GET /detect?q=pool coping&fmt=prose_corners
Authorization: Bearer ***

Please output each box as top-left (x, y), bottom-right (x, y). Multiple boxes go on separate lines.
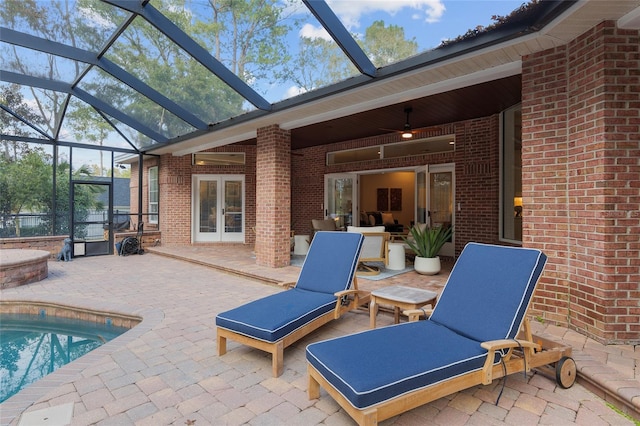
top-left (0, 296), bottom-right (164, 426)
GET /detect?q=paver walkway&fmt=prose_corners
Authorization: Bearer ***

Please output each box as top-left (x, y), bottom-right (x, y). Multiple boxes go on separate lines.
top-left (1, 246), bottom-right (639, 425)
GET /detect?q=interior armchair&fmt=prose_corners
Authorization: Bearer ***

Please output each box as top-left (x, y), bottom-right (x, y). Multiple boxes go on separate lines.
top-left (347, 226), bottom-right (390, 275)
top-left (311, 218), bottom-right (339, 241)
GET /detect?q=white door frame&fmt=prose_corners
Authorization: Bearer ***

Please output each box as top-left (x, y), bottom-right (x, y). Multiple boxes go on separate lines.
top-left (192, 174), bottom-right (245, 243)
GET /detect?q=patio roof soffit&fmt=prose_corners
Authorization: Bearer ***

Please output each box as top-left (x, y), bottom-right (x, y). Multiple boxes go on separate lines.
top-left (618, 5), bottom-right (640, 28)
top-left (103, 0), bottom-right (272, 112)
top-left (1, 27), bottom-right (208, 131)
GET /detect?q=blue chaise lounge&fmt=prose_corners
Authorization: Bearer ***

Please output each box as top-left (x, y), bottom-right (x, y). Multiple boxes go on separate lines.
top-left (216, 231), bottom-right (369, 377)
top-left (306, 242), bottom-right (576, 425)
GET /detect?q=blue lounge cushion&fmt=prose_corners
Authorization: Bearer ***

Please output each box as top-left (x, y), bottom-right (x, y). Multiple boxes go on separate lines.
top-left (305, 242), bottom-right (547, 410)
top-left (430, 243), bottom-right (546, 343)
top-left (296, 232), bottom-right (363, 294)
top-left (306, 321), bottom-right (487, 409)
top-left (216, 231), bottom-right (364, 343)
top-left (216, 288), bottom-right (337, 342)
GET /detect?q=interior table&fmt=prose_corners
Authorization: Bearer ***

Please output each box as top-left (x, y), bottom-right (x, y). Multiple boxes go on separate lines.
top-left (369, 285), bottom-right (438, 328)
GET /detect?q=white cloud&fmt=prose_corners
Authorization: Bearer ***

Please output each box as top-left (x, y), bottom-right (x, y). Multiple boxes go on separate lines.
top-left (285, 85), bottom-right (307, 98)
top-left (299, 23), bottom-right (332, 41)
top-left (77, 6), bottom-right (114, 30)
top-left (326, 0), bottom-right (446, 29)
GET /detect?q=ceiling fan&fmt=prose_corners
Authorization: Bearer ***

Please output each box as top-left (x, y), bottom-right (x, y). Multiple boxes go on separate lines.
top-left (380, 107), bottom-right (440, 139)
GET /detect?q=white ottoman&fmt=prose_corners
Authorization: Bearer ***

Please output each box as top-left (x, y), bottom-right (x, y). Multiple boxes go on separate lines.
top-left (293, 235), bottom-right (310, 255)
top-left (387, 242), bottom-right (406, 270)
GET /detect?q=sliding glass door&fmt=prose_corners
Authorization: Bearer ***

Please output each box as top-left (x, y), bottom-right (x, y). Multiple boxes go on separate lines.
top-left (324, 174), bottom-right (358, 229)
top-left (414, 164), bottom-right (455, 257)
top-left (428, 164), bottom-right (455, 257)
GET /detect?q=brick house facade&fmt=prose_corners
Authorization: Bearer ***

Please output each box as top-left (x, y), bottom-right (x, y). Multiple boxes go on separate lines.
top-left (135, 20), bottom-right (638, 345)
top-left (522, 21), bottom-right (640, 344)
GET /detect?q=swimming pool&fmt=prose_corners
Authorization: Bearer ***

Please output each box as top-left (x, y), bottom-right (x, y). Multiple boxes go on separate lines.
top-left (0, 313), bottom-right (129, 403)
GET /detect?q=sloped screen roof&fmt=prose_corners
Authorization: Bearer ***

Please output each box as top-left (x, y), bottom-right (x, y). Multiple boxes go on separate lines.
top-left (1, 0), bottom-right (569, 154)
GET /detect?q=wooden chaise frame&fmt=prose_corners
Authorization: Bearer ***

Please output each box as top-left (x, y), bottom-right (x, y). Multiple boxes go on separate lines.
top-left (217, 278), bottom-right (369, 377)
top-left (308, 312), bottom-right (575, 426)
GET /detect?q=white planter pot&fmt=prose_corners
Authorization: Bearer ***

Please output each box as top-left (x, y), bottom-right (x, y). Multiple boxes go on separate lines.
top-left (414, 256), bottom-right (441, 275)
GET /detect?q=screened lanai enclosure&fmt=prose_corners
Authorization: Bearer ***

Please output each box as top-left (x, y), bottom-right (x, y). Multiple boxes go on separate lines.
top-left (1, 0), bottom-right (431, 252)
top-left (1, 0), bottom-right (566, 255)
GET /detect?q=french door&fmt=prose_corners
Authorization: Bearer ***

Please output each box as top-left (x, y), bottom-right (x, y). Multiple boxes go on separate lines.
top-left (416, 163), bottom-right (455, 257)
top-left (324, 174), bottom-right (358, 229)
top-left (192, 175), bottom-right (244, 242)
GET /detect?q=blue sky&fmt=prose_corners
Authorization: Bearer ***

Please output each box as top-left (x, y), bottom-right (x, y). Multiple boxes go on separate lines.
top-left (305, 0), bottom-right (528, 50)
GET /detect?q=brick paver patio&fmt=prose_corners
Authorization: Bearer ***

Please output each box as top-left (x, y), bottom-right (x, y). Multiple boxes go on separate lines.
top-left (1, 246), bottom-right (639, 425)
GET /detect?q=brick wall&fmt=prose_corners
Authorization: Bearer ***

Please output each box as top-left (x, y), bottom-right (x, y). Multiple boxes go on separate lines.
top-left (0, 236), bottom-right (67, 259)
top-left (152, 146), bottom-right (257, 246)
top-left (523, 21), bottom-right (640, 344)
top-left (255, 125), bottom-right (291, 267)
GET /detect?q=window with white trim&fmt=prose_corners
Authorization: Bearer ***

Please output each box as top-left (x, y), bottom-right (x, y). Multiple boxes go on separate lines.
top-left (149, 166), bottom-right (158, 224)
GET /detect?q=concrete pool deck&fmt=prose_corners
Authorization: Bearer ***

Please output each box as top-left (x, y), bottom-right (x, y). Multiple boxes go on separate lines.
top-left (0, 247), bottom-right (639, 425)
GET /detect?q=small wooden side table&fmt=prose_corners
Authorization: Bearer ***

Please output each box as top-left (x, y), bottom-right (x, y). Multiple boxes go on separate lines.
top-left (369, 285), bottom-right (438, 328)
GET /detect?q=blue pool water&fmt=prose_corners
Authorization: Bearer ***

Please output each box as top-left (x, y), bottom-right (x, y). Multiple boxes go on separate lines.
top-left (0, 313), bottom-right (129, 402)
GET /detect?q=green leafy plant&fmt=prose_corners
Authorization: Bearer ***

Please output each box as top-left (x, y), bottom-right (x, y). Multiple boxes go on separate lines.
top-left (402, 225), bottom-right (454, 258)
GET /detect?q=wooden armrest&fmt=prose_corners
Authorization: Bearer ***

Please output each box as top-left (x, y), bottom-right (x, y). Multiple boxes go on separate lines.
top-left (480, 338), bottom-right (542, 384)
top-left (403, 308), bottom-right (433, 321)
top-left (279, 281), bottom-right (296, 289)
top-left (481, 339), bottom-right (541, 352)
top-left (333, 289), bottom-right (371, 318)
top-left (335, 289), bottom-right (370, 301)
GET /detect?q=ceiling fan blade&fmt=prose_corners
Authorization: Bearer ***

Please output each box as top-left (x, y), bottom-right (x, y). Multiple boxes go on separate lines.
top-left (379, 127), bottom-right (403, 133)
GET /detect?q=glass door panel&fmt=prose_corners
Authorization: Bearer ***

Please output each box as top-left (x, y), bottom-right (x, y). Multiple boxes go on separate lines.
top-left (324, 174), bottom-right (357, 229)
top-left (72, 182), bottom-right (111, 256)
top-left (415, 169), bottom-right (427, 225)
top-left (222, 179), bottom-right (244, 241)
top-left (199, 180), bottom-right (217, 234)
top-left (428, 164), bottom-right (455, 257)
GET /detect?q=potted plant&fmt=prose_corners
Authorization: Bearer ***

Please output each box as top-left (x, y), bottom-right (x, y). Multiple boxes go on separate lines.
top-left (402, 224), bottom-right (454, 275)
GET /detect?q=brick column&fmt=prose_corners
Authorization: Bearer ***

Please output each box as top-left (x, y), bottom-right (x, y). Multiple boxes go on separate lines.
top-left (255, 125), bottom-right (291, 267)
top-left (158, 154), bottom-right (191, 245)
top-left (523, 21), bottom-right (640, 344)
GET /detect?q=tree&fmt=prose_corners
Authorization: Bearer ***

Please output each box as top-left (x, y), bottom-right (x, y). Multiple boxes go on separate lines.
top-left (0, 0), bottom-right (105, 139)
top-left (285, 19), bottom-right (419, 94)
top-left (287, 36), bottom-right (357, 93)
top-left (361, 21), bottom-right (418, 67)
top-left (66, 102), bottom-right (113, 176)
top-left (0, 84), bottom-right (47, 161)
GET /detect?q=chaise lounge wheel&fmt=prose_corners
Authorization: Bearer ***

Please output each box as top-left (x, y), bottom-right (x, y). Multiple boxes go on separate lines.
top-left (555, 356), bottom-right (577, 389)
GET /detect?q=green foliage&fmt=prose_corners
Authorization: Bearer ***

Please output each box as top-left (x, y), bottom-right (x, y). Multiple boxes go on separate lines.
top-left (0, 150), bottom-right (52, 217)
top-left (0, 84), bottom-right (47, 161)
top-left (361, 21), bottom-right (418, 67)
top-left (287, 36), bottom-right (357, 92)
top-left (402, 225), bottom-right (454, 258)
